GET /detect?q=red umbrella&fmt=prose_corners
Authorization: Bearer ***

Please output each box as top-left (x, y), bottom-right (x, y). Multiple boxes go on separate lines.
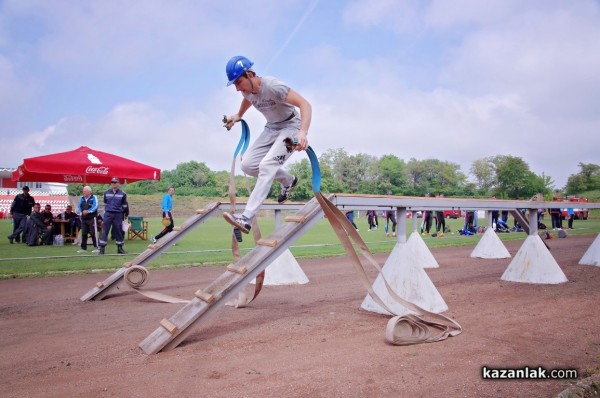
top-left (12, 146), bottom-right (161, 184)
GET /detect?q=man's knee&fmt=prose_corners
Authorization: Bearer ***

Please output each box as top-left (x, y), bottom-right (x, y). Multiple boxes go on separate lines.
top-left (240, 158), bottom-right (258, 176)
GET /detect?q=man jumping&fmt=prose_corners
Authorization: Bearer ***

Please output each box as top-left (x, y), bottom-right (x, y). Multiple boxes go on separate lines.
top-left (222, 55), bottom-right (312, 234)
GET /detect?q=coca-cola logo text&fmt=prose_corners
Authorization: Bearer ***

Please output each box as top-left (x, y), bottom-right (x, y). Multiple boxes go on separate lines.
top-left (85, 166), bottom-right (110, 175)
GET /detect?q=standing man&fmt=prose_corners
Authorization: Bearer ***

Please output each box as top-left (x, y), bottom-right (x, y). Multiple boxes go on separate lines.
top-left (98, 177), bottom-right (128, 255)
top-left (8, 186), bottom-right (35, 244)
top-left (434, 194), bottom-right (445, 238)
top-left (77, 186), bottom-right (99, 253)
top-left (221, 55), bottom-right (312, 234)
top-left (151, 187), bottom-right (175, 243)
top-left (345, 210), bottom-right (359, 231)
top-left (384, 210), bottom-right (397, 237)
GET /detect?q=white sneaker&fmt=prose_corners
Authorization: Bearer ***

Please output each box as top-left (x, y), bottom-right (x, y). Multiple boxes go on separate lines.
top-left (91, 248), bottom-right (100, 253)
top-left (277, 176), bottom-right (298, 204)
top-left (151, 237), bottom-right (157, 244)
top-left (223, 212), bottom-right (251, 234)
top-left (77, 249), bottom-right (87, 253)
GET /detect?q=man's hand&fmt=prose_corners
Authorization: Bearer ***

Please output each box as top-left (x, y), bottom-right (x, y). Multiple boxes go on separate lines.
top-left (295, 130), bottom-right (309, 151)
top-left (222, 114), bottom-right (241, 131)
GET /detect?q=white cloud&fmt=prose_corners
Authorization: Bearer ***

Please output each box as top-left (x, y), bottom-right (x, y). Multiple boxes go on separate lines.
top-left (2, 0), bottom-right (599, 190)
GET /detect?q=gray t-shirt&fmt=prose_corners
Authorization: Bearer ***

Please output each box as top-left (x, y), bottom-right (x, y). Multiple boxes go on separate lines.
top-left (242, 76), bottom-right (300, 129)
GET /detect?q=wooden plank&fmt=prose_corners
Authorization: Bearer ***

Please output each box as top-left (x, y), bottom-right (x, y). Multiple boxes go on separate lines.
top-left (285, 215), bottom-right (306, 223)
top-left (159, 318), bottom-right (178, 334)
top-left (194, 289), bottom-right (214, 303)
top-left (226, 264), bottom-right (247, 274)
top-left (256, 239), bottom-right (277, 247)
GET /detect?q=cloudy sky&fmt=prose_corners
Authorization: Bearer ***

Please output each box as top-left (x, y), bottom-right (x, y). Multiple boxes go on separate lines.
top-left (1, 0), bottom-right (599, 188)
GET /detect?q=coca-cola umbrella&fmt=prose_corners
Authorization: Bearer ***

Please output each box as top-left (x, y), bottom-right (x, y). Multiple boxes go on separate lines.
top-left (12, 146), bottom-right (161, 184)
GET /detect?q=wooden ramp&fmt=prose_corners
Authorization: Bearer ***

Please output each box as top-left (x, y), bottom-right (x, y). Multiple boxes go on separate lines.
top-left (80, 202), bottom-right (222, 301)
top-left (139, 195), bottom-right (328, 355)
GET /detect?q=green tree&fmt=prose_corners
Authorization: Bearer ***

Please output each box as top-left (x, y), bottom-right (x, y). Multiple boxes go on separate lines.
top-left (170, 161), bottom-right (216, 188)
top-left (405, 158), bottom-right (466, 196)
top-left (565, 163), bottom-right (600, 194)
top-left (373, 154), bottom-right (406, 194)
top-left (470, 157), bottom-right (496, 194)
top-left (493, 155), bottom-right (546, 199)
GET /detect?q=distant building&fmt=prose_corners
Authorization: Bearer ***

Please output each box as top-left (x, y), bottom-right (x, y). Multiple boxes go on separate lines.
top-left (0, 167), bottom-right (70, 218)
top-left (0, 167), bottom-right (68, 194)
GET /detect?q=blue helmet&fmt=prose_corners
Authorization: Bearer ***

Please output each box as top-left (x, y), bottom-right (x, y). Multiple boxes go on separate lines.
top-left (226, 56), bottom-right (254, 86)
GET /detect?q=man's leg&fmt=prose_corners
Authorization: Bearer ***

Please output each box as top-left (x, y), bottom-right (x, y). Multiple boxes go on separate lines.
top-left (111, 214), bottom-right (127, 254)
top-left (98, 213), bottom-right (114, 255)
top-left (80, 220), bottom-right (89, 251)
top-left (240, 129), bottom-right (295, 219)
top-left (154, 212), bottom-right (173, 241)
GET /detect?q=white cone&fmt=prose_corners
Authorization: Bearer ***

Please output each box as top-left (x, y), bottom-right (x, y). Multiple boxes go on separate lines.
top-left (251, 249), bottom-right (308, 285)
top-left (501, 235), bottom-right (568, 284)
top-left (470, 228), bottom-right (511, 259)
top-left (407, 232), bottom-right (439, 268)
top-left (360, 242), bottom-right (448, 316)
top-left (579, 234), bottom-right (600, 266)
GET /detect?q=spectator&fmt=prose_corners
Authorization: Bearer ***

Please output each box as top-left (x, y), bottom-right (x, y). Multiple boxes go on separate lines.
top-left (464, 211), bottom-right (475, 233)
top-left (98, 177), bottom-right (129, 255)
top-left (7, 186), bottom-right (35, 244)
top-left (567, 208), bottom-right (575, 230)
top-left (152, 187), bottom-right (175, 243)
top-left (77, 186), bottom-right (100, 254)
top-left (490, 195), bottom-right (499, 230)
top-left (345, 210), bottom-right (359, 231)
top-left (434, 193), bottom-right (445, 237)
top-left (501, 210), bottom-right (509, 223)
top-left (384, 210), bottom-right (397, 237)
top-left (25, 203), bottom-right (53, 246)
top-left (54, 205), bottom-right (79, 237)
top-left (421, 210), bottom-right (433, 235)
top-left (221, 55), bottom-right (312, 236)
top-left (41, 204), bottom-right (54, 231)
top-left (496, 218), bottom-right (510, 232)
top-left (549, 205), bottom-right (562, 230)
top-left (366, 210), bottom-right (378, 231)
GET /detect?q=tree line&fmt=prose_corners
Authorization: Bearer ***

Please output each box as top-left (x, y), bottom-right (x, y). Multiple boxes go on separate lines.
top-left (68, 149), bottom-right (600, 201)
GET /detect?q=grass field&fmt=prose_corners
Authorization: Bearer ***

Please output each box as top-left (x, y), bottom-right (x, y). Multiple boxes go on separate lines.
top-left (1, 213), bottom-right (599, 279)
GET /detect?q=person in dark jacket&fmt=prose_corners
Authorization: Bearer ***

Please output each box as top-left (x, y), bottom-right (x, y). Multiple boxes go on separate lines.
top-left (98, 177), bottom-right (129, 255)
top-left (8, 186), bottom-right (35, 244)
top-left (26, 203), bottom-right (53, 246)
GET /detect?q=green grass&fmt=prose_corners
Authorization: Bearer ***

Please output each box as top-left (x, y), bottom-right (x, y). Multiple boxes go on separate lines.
top-left (1, 215), bottom-right (599, 279)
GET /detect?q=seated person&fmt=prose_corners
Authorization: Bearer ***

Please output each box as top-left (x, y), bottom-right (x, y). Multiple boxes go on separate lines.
top-left (53, 205), bottom-right (80, 236)
top-left (496, 218), bottom-right (510, 232)
top-left (41, 204), bottom-right (54, 230)
top-left (25, 203), bottom-right (53, 245)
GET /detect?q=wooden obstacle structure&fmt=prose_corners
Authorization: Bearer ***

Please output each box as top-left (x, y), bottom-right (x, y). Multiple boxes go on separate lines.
top-left (138, 195), bottom-right (328, 354)
top-left (80, 202), bottom-right (222, 301)
top-left (75, 193), bottom-right (600, 354)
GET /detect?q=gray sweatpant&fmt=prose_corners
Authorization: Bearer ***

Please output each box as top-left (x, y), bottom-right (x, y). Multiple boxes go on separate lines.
top-left (240, 125), bottom-right (297, 219)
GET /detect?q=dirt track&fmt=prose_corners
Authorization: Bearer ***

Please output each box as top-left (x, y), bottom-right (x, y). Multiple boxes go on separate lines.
top-left (0, 234), bottom-right (599, 397)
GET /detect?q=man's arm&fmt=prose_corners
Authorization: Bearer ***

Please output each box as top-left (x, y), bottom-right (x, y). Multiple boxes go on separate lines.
top-left (223, 98), bottom-right (252, 130)
top-left (285, 88), bottom-right (312, 151)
